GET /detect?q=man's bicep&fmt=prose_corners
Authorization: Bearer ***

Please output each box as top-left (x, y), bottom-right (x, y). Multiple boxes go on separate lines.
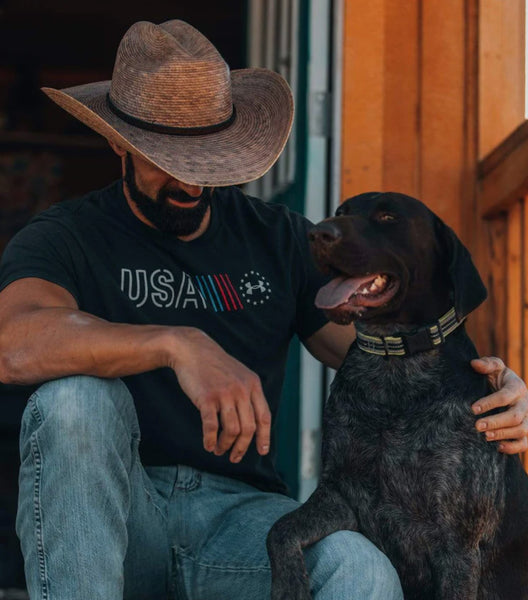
top-left (0, 278), bottom-right (79, 316)
top-left (302, 321), bottom-right (356, 370)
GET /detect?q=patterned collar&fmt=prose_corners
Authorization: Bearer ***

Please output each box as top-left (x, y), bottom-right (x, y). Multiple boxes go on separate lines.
top-left (356, 307), bottom-right (464, 357)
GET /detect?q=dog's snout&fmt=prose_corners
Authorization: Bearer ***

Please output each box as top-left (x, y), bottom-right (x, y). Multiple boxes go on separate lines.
top-left (308, 222), bottom-right (342, 246)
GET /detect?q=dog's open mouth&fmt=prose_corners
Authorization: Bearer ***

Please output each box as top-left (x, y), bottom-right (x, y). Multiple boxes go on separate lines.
top-left (315, 273), bottom-right (400, 314)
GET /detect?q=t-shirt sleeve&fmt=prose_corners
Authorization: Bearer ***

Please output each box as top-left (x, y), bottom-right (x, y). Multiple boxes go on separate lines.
top-left (0, 214), bottom-right (82, 304)
top-left (289, 213), bottom-right (330, 340)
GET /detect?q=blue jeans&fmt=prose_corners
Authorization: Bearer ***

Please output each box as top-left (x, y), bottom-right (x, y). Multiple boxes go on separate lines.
top-left (16, 375), bottom-right (403, 600)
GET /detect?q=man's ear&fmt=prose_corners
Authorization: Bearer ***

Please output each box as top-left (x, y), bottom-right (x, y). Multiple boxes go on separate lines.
top-left (107, 139), bottom-right (127, 157)
top-left (434, 217), bottom-right (487, 319)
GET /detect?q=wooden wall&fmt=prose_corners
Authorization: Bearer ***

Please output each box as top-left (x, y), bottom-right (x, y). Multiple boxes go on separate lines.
top-left (479, 0), bottom-right (525, 159)
top-left (341, 0), bottom-right (472, 235)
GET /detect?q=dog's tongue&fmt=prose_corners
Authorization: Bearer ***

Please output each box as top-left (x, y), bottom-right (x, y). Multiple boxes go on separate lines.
top-left (315, 275), bottom-right (378, 309)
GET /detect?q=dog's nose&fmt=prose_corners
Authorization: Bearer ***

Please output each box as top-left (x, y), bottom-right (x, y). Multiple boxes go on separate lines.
top-left (308, 222), bottom-right (342, 245)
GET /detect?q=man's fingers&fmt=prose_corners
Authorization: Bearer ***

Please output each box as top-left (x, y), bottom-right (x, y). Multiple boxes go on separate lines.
top-left (200, 403), bottom-right (220, 453)
top-left (497, 437), bottom-right (528, 454)
top-left (484, 417), bottom-right (528, 441)
top-left (470, 356), bottom-right (505, 375)
top-left (476, 406), bottom-right (525, 432)
top-left (215, 402), bottom-right (240, 456)
top-left (252, 382), bottom-right (271, 456)
top-left (228, 401), bottom-right (257, 463)
top-left (470, 355), bottom-right (528, 453)
top-left (472, 388), bottom-right (518, 415)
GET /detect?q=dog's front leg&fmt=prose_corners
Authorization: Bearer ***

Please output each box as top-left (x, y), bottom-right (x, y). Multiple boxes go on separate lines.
top-left (266, 483), bottom-right (357, 600)
top-left (432, 546), bottom-right (480, 600)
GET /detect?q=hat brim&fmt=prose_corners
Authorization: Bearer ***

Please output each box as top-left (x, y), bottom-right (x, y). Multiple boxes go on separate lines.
top-left (42, 68), bottom-right (294, 187)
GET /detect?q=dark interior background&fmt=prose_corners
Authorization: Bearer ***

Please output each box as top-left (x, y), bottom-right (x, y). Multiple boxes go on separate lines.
top-left (0, 1), bottom-right (247, 589)
top-left (0, 0), bottom-right (247, 248)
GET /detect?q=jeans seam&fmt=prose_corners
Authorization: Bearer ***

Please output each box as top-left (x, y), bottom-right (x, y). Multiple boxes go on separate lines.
top-left (142, 483), bottom-right (167, 521)
top-left (30, 432), bottom-right (49, 599)
top-left (29, 395), bottom-right (43, 426)
top-left (175, 547), bottom-right (271, 573)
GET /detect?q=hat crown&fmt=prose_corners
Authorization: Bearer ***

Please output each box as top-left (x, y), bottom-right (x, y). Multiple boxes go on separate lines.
top-left (109, 20), bottom-right (233, 129)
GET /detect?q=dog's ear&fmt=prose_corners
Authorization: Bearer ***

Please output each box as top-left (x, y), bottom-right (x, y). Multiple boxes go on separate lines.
top-left (434, 217), bottom-right (487, 319)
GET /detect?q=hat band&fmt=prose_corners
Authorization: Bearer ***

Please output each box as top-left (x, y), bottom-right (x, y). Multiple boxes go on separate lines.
top-left (106, 94), bottom-right (236, 136)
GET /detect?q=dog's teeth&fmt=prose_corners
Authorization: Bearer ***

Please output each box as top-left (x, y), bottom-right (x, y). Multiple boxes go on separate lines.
top-left (368, 276), bottom-right (387, 293)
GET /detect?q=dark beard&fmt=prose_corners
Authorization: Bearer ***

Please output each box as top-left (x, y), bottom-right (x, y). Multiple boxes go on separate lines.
top-left (124, 153), bottom-right (212, 236)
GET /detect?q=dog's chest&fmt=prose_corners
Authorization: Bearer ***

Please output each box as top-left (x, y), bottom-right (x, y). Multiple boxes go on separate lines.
top-left (327, 346), bottom-right (454, 431)
top-left (323, 346), bottom-right (487, 493)
top-left (321, 345), bottom-right (505, 562)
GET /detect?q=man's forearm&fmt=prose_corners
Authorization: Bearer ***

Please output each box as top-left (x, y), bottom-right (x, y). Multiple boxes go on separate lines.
top-left (0, 279), bottom-right (271, 460)
top-left (0, 306), bottom-right (186, 385)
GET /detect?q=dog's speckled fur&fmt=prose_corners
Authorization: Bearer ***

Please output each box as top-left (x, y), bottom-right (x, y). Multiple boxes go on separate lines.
top-left (267, 192), bottom-right (528, 600)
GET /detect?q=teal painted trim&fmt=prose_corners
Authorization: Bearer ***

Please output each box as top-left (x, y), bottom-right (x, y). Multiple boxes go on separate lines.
top-left (270, 0), bottom-right (310, 499)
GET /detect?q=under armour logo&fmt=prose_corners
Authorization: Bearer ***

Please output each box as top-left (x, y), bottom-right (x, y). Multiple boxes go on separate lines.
top-left (245, 280), bottom-right (267, 295)
top-left (239, 271), bottom-right (272, 306)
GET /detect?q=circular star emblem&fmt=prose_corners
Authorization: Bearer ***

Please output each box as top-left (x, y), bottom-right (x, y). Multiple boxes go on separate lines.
top-left (239, 270), bottom-right (272, 306)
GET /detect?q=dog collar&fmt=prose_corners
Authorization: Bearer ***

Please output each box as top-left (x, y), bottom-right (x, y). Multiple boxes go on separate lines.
top-left (356, 307), bottom-right (465, 357)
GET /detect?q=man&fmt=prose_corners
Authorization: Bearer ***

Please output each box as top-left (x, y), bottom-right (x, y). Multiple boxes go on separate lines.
top-left (0, 19), bottom-right (525, 600)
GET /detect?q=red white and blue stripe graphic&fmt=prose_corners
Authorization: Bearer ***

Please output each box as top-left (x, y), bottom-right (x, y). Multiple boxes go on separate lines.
top-left (195, 274), bottom-right (244, 312)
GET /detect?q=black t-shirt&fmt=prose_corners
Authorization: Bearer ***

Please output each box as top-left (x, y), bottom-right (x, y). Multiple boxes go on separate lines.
top-left (0, 181), bottom-right (328, 494)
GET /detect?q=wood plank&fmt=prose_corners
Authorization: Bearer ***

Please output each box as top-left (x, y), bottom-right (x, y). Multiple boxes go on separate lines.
top-left (340, 0), bottom-right (384, 200)
top-left (459, 0), bottom-right (483, 349)
top-left (420, 0), bottom-right (465, 233)
top-left (479, 121), bottom-right (528, 218)
top-left (472, 217), bottom-right (508, 359)
top-left (479, 0), bottom-right (526, 159)
top-left (507, 201), bottom-right (523, 375)
top-left (523, 197), bottom-right (528, 472)
top-left (382, 0), bottom-right (420, 196)
top-left (479, 120), bottom-right (528, 178)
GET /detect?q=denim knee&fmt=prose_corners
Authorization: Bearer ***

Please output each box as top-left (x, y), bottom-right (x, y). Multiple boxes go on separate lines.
top-left (21, 375), bottom-right (139, 445)
top-left (307, 530), bottom-right (403, 598)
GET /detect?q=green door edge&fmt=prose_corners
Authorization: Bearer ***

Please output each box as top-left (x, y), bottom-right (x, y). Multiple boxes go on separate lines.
top-left (268, 0), bottom-right (310, 499)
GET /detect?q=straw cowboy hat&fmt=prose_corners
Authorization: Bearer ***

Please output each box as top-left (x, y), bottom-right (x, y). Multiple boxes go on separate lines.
top-left (42, 19), bottom-right (294, 186)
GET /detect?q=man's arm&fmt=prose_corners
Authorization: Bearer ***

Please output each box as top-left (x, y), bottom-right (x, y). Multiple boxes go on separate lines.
top-left (302, 321), bottom-right (356, 370)
top-left (303, 321), bottom-right (528, 454)
top-left (0, 277), bottom-right (271, 463)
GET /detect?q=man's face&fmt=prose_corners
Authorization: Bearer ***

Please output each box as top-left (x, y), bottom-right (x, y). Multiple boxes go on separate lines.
top-left (124, 152), bottom-right (213, 237)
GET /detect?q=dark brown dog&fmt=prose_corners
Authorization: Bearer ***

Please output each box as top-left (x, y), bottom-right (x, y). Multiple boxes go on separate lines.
top-left (266, 192), bottom-right (528, 600)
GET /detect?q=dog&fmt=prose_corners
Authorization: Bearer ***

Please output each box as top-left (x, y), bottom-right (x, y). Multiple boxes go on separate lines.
top-left (266, 192), bottom-right (528, 600)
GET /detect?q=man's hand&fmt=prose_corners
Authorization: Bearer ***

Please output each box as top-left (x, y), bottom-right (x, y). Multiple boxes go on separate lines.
top-left (168, 328), bottom-right (271, 463)
top-left (471, 356), bottom-right (528, 454)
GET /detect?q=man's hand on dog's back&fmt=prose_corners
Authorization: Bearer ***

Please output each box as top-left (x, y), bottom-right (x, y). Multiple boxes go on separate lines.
top-left (0, 276), bottom-right (271, 463)
top-left (471, 356), bottom-right (528, 454)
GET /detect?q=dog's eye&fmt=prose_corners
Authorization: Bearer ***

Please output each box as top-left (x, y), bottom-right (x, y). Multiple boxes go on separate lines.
top-left (376, 212), bottom-right (397, 222)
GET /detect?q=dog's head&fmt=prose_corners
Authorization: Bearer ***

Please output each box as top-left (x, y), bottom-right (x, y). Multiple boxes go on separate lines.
top-left (309, 191), bottom-right (487, 325)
